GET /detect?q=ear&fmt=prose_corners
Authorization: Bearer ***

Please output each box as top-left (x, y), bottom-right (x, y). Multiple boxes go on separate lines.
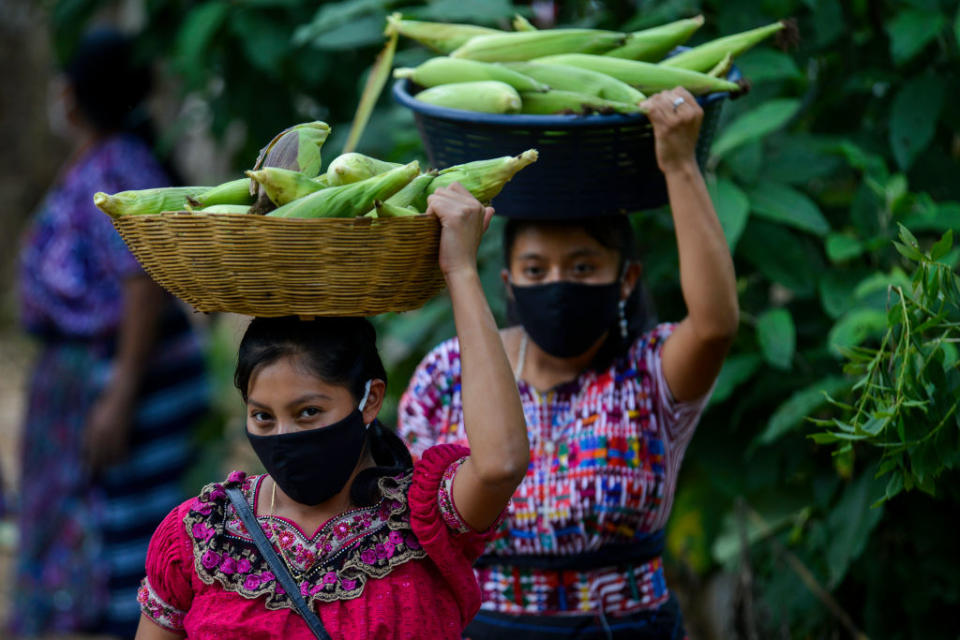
top-left (621, 262), bottom-right (643, 300)
top-left (361, 379), bottom-right (386, 425)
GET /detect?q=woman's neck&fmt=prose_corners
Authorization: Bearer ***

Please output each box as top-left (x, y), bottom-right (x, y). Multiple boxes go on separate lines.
top-left (516, 328), bottom-right (608, 392)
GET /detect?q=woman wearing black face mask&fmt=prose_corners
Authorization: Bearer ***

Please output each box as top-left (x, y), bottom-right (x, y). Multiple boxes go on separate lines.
top-left (134, 185), bottom-right (530, 640)
top-left (398, 88), bottom-right (739, 639)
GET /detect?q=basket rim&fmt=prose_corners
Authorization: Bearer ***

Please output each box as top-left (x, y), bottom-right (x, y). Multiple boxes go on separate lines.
top-left (112, 211), bottom-right (437, 225)
top-left (393, 50), bottom-right (741, 129)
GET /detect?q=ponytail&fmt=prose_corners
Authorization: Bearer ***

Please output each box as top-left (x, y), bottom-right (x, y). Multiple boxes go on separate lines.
top-left (350, 420), bottom-right (415, 507)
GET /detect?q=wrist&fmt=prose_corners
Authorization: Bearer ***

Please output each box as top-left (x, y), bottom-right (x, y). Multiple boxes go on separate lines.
top-left (443, 266), bottom-right (481, 288)
top-left (661, 157), bottom-right (700, 179)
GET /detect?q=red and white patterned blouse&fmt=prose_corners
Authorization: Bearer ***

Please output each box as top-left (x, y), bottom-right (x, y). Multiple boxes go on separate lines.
top-left (398, 324), bottom-right (710, 616)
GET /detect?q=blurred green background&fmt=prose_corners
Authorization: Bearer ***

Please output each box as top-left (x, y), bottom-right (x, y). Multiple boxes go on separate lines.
top-left (4, 0), bottom-right (960, 637)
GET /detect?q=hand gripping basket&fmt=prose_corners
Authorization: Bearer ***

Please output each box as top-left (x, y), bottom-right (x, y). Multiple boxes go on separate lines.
top-left (111, 213), bottom-right (444, 317)
top-left (393, 63), bottom-right (740, 218)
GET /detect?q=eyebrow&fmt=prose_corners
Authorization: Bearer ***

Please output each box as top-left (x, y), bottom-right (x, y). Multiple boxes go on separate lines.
top-left (247, 393), bottom-right (333, 409)
top-left (516, 248), bottom-right (603, 261)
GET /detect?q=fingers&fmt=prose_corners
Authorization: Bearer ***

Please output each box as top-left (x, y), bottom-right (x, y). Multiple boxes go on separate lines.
top-left (482, 207), bottom-right (495, 233)
top-left (641, 87), bottom-right (703, 128)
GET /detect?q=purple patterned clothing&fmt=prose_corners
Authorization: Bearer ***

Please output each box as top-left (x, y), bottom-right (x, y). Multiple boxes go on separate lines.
top-left (18, 134), bottom-right (166, 339)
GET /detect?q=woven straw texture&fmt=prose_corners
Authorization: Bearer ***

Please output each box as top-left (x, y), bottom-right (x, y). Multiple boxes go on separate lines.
top-left (112, 212), bottom-right (445, 317)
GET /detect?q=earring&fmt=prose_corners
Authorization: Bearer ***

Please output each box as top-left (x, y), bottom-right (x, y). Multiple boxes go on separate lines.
top-left (618, 299), bottom-right (628, 340)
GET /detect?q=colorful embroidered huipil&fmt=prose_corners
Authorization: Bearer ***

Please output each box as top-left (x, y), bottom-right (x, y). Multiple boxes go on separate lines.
top-left (398, 324), bottom-right (709, 616)
top-left (138, 444), bottom-right (496, 639)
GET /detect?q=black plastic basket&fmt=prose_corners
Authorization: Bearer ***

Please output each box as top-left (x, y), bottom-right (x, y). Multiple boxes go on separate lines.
top-left (393, 63), bottom-right (739, 218)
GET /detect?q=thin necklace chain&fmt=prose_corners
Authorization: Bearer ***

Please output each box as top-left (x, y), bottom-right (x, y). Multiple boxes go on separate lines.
top-left (516, 332), bottom-right (528, 381)
top-left (267, 477), bottom-right (307, 582)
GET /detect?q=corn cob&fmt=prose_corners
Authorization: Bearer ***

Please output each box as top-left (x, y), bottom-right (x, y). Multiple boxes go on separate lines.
top-left (534, 53), bottom-right (739, 94)
top-left (385, 13), bottom-right (500, 54)
top-left (512, 15), bottom-right (537, 32)
top-left (603, 16), bottom-right (704, 61)
top-left (450, 29), bottom-right (627, 62)
top-left (385, 172), bottom-right (436, 211)
top-left (660, 21), bottom-right (786, 72)
top-left (707, 53), bottom-right (733, 78)
top-left (93, 186), bottom-right (210, 218)
top-left (188, 178), bottom-right (255, 208)
top-left (504, 61), bottom-right (645, 103)
top-left (394, 58), bottom-right (548, 93)
top-left (198, 204), bottom-right (251, 214)
top-left (326, 153), bottom-right (402, 187)
top-left (375, 199), bottom-right (421, 218)
top-left (250, 121), bottom-right (331, 186)
top-left (428, 150), bottom-right (538, 204)
top-left (267, 161), bottom-right (419, 219)
top-left (246, 167), bottom-right (329, 206)
top-left (415, 81), bottom-right (522, 114)
top-left (520, 90), bottom-right (645, 115)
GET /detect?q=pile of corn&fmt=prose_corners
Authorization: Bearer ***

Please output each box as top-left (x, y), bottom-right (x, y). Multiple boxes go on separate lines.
top-left (390, 13), bottom-right (787, 116)
top-left (93, 121), bottom-right (538, 218)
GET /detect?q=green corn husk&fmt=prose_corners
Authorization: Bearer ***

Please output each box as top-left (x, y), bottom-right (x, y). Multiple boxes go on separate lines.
top-left (93, 186), bottom-right (210, 218)
top-left (534, 53), bottom-right (739, 94)
top-left (250, 121), bottom-right (331, 185)
top-left (188, 178), bottom-right (255, 208)
top-left (428, 150), bottom-right (538, 204)
top-left (326, 153), bottom-right (402, 187)
top-left (246, 168), bottom-right (329, 206)
top-left (450, 29), bottom-right (626, 62)
top-left (512, 15), bottom-right (537, 32)
top-left (520, 90), bottom-right (645, 115)
top-left (375, 199), bottom-right (421, 218)
top-left (198, 204), bottom-right (251, 214)
top-left (267, 161), bottom-right (419, 219)
top-left (707, 52), bottom-right (733, 78)
top-left (394, 57), bottom-right (548, 93)
top-left (385, 172), bottom-right (436, 211)
top-left (343, 27), bottom-right (398, 154)
top-left (660, 21), bottom-right (786, 72)
top-left (415, 81), bottom-right (522, 114)
top-left (386, 13), bottom-right (501, 53)
top-left (603, 16), bottom-right (704, 61)
top-left (504, 61), bottom-right (645, 103)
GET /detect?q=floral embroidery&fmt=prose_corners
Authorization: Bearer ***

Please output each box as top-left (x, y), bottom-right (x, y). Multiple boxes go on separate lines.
top-left (138, 577), bottom-right (186, 631)
top-left (184, 471), bottom-right (427, 611)
top-left (438, 456), bottom-right (471, 534)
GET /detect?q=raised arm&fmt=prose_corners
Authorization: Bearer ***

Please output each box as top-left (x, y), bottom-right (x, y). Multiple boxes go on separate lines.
top-left (642, 88), bottom-right (740, 402)
top-left (426, 184), bottom-right (529, 531)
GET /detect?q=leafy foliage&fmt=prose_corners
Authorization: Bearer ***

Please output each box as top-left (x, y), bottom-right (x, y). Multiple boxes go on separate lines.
top-left (49, 0), bottom-right (960, 636)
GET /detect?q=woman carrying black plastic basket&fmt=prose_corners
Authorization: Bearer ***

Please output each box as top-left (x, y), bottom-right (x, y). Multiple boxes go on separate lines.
top-left (397, 88), bottom-right (738, 640)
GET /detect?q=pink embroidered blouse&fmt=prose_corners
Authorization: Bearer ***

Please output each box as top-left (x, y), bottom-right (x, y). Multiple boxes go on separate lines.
top-left (138, 444), bottom-right (489, 639)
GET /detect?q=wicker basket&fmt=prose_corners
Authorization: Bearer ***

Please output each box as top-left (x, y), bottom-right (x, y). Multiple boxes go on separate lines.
top-left (111, 212), bottom-right (445, 317)
top-left (393, 59), bottom-right (740, 218)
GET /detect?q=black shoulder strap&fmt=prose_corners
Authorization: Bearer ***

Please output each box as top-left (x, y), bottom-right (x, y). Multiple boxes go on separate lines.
top-left (226, 487), bottom-right (332, 640)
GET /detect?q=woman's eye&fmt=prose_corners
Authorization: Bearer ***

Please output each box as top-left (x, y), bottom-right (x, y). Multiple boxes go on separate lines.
top-left (522, 265), bottom-right (544, 278)
top-left (299, 407), bottom-right (321, 418)
top-left (572, 262), bottom-right (596, 276)
top-left (251, 411), bottom-right (272, 423)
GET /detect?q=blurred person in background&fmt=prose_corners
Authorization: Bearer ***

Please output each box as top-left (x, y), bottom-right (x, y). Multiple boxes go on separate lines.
top-left (13, 28), bottom-right (210, 638)
top-left (398, 89), bottom-right (738, 639)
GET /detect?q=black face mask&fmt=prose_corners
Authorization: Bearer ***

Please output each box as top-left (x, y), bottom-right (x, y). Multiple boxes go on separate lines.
top-left (511, 280), bottom-right (621, 358)
top-left (246, 381), bottom-right (371, 506)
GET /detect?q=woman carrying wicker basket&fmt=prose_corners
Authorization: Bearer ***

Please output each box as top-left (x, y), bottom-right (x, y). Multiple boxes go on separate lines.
top-left (134, 184), bottom-right (529, 640)
top-left (397, 88), bottom-right (739, 639)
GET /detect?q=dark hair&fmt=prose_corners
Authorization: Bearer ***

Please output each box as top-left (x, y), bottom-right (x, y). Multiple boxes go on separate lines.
top-left (502, 216), bottom-right (657, 369)
top-left (64, 29), bottom-right (152, 135)
top-left (234, 316), bottom-right (413, 507)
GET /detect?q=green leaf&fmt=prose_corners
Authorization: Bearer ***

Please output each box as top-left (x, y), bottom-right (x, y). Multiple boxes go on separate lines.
top-left (411, 0), bottom-right (515, 22)
top-left (900, 201), bottom-right (960, 232)
top-left (748, 182), bottom-right (831, 237)
top-left (707, 178), bottom-right (750, 250)
top-left (175, 1), bottom-right (231, 81)
top-left (827, 309), bottom-right (889, 357)
top-left (930, 230), bottom-right (954, 262)
top-left (735, 49), bottom-right (803, 83)
top-left (738, 221), bottom-right (823, 298)
top-left (898, 223), bottom-right (919, 248)
top-left (230, 10), bottom-right (290, 78)
top-left (889, 73), bottom-right (946, 170)
top-left (757, 308), bottom-right (796, 370)
top-left (711, 99), bottom-right (802, 160)
top-left (819, 269), bottom-right (869, 319)
top-left (709, 353), bottom-right (763, 405)
top-left (894, 241), bottom-right (924, 262)
top-left (886, 9), bottom-right (946, 65)
top-left (758, 376), bottom-right (851, 444)
top-left (825, 233), bottom-right (864, 263)
top-left (293, 0), bottom-right (394, 45)
top-left (825, 469), bottom-right (885, 587)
